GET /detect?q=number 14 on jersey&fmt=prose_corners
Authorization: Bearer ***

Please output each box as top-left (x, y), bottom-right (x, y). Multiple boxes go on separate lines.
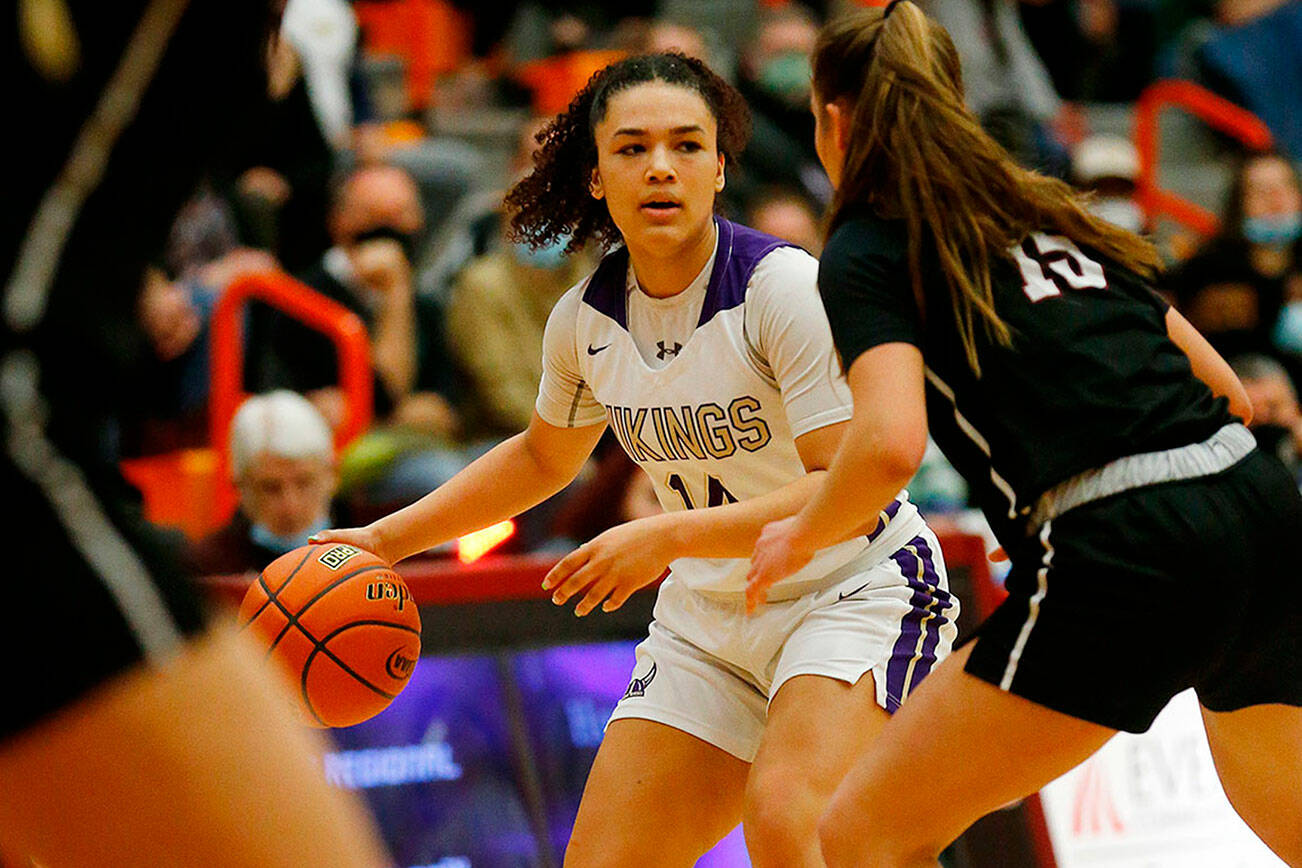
top-left (667, 472), bottom-right (738, 510)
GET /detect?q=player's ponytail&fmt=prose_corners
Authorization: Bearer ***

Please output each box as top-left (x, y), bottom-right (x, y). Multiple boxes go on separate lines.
top-left (506, 53), bottom-right (750, 255)
top-left (813, 2), bottom-right (1162, 374)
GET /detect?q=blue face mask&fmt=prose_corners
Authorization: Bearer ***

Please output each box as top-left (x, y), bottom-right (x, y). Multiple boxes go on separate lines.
top-left (511, 236), bottom-right (570, 270)
top-left (1243, 212), bottom-right (1302, 248)
top-left (250, 516), bottom-right (331, 556)
top-left (1275, 301), bottom-right (1302, 354)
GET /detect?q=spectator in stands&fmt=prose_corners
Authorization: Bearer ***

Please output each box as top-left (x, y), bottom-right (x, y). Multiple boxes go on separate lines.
top-left (1232, 354), bottom-right (1302, 486)
top-left (185, 391), bottom-right (338, 574)
top-left (1071, 134), bottom-right (1145, 234)
top-left (736, 4), bottom-right (830, 204)
top-left (226, 33), bottom-right (336, 273)
top-left (745, 186), bottom-right (824, 255)
top-left (640, 18), bottom-right (710, 61)
top-left (165, 185), bottom-right (242, 281)
top-left (253, 164), bottom-right (461, 441)
top-left (1164, 151), bottom-right (1302, 359)
top-left (1020, 0), bottom-right (1161, 103)
top-left (1197, 0), bottom-right (1302, 158)
top-left (125, 249), bottom-right (279, 457)
top-left (282, 0), bottom-right (371, 154)
top-left (446, 227), bottom-right (592, 437)
top-left (438, 115), bottom-right (590, 437)
top-left (513, 13), bottom-right (626, 116)
top-left (921, 0), bottom-right (1069, 176)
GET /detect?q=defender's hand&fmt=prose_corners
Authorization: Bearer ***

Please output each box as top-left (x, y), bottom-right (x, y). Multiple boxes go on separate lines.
top-left (746, 516), bottom-right (815, 614)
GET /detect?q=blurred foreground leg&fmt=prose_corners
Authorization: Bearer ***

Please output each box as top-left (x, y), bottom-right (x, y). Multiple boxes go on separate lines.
top-left (0, 621), bottom-right (390, 867)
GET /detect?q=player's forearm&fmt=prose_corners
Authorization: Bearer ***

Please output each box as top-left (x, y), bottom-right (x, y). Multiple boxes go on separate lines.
top-left (658, 472), bottom-right (827, 559)
top-left (791, 434), bottom-right (915, 552)
top-left (368, 433), bottom-right (572, 563)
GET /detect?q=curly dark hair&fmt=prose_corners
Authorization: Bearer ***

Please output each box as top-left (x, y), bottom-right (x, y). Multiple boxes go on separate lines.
top-left (506, 52), bottom-right (752, 253)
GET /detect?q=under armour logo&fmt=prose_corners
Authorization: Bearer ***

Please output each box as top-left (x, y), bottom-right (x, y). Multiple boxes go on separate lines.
top-left (655, 341), bottom-right (682, 360)
top-left (623, 661), bottom-right (657, 699)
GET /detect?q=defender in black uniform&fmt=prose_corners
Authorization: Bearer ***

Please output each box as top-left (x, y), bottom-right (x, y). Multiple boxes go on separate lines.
top-left (747, 3), bottom-right (1302, 865)
top-left (1, 2), bottom-right (385, 864)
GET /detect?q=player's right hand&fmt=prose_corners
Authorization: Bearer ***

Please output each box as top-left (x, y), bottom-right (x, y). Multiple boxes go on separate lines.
top-left (308, 526), bottom-right (392, 565)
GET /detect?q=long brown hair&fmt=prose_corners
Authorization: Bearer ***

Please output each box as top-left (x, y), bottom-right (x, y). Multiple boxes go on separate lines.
top-left (812, 3), bottom-right (1162, 373)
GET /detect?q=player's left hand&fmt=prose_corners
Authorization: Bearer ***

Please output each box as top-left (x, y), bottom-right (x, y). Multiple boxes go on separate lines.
top-left (746, 515), bottom-right (816, 614)
top-left (543, 518), bottom-right (674, 616)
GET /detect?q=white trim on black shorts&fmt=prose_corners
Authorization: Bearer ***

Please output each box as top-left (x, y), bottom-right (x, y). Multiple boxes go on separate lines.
top-left (999, 520), bottom-right (1054, 690)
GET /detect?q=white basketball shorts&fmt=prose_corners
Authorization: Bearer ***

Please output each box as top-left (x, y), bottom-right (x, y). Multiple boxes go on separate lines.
top-left (608, 527), bottom-right (958, 761)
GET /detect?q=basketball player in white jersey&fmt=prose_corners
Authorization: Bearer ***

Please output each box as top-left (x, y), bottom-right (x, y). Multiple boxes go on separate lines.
top-left (314, 53), bottom-right (957, 867)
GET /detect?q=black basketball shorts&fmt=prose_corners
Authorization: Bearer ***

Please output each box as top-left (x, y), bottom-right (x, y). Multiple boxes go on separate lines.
top-left (0, 456), bottom-right (207, 742)
top-left (965, 449), bottom-right (1302, 733)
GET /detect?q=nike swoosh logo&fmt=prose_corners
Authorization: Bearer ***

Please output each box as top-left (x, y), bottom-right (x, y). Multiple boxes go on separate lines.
top-left (837, 580), bottom-right (872, 601)
top-left (587, 344), bottom-right (611, 355)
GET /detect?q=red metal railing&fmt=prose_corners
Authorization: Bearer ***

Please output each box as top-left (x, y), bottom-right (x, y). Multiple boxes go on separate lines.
top-left (208, 271), bottom-right (373, 523)
top-left (1134, 80), bottom-right (1274, 237)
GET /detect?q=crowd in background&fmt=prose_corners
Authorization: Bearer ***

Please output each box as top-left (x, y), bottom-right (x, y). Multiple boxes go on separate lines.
top-left (120, 0), bottom-right (1302, 574)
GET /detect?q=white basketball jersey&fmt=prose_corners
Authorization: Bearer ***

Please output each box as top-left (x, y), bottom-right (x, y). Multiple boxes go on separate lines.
top-left (537, 219), bottom-right (921, 593)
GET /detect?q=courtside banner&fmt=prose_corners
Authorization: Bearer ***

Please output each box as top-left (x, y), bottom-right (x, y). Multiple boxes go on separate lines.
top-left (1038, 690), bottom-right (1285, 867)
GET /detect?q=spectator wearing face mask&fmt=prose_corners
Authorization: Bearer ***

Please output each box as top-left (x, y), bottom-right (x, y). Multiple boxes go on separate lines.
top-left (1071, 134), bottom-right (1145, 234)
top-left (1165, 151), bottom-right (1302, 360)
top-left (735, 4), bottom-right (830, 203)
top-left (445, 116), bottom-right (594, 437)
top-left (445, 233), bottom-right (592, 437)
top-left (185, 391), bottom-right (339, 574)
top-left (250, 164), bottom-right (461, 440)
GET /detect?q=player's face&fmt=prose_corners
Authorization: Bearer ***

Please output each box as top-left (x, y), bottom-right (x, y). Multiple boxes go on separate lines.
top-left (590, 81), bottom-right (725, 253)
top-left (239, 453), bottom-right (336, 537)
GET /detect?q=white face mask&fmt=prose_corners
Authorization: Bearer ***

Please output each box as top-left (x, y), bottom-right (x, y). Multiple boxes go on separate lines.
top-left (1089, 197), bottom-right (1145, 234)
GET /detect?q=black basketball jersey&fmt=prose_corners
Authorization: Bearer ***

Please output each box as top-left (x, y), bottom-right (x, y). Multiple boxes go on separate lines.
top-left (818, 211), bottom-right (1235, 546)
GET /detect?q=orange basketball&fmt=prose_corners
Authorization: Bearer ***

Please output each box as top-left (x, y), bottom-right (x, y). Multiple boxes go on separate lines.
top-left (239, 543), bottom-right (421, 728)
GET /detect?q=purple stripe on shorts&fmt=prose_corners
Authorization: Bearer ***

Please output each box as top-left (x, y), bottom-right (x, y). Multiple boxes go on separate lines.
top-left (866, 498), bottom-right (905, 543)
top-left (911, 535), bottom-right (954, 686)
top-left (883, 535), bottom-right (953, 713)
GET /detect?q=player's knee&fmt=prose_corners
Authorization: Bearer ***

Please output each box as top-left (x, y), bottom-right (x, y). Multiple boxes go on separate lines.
top-left (817, 789), bottom-right (945, 868)
top-left (818, 820), bottom-right (934, 868)
top-left (817, 796), bottom-right (867, 868)
top-left (742, 773), bottom-right (819, 862)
